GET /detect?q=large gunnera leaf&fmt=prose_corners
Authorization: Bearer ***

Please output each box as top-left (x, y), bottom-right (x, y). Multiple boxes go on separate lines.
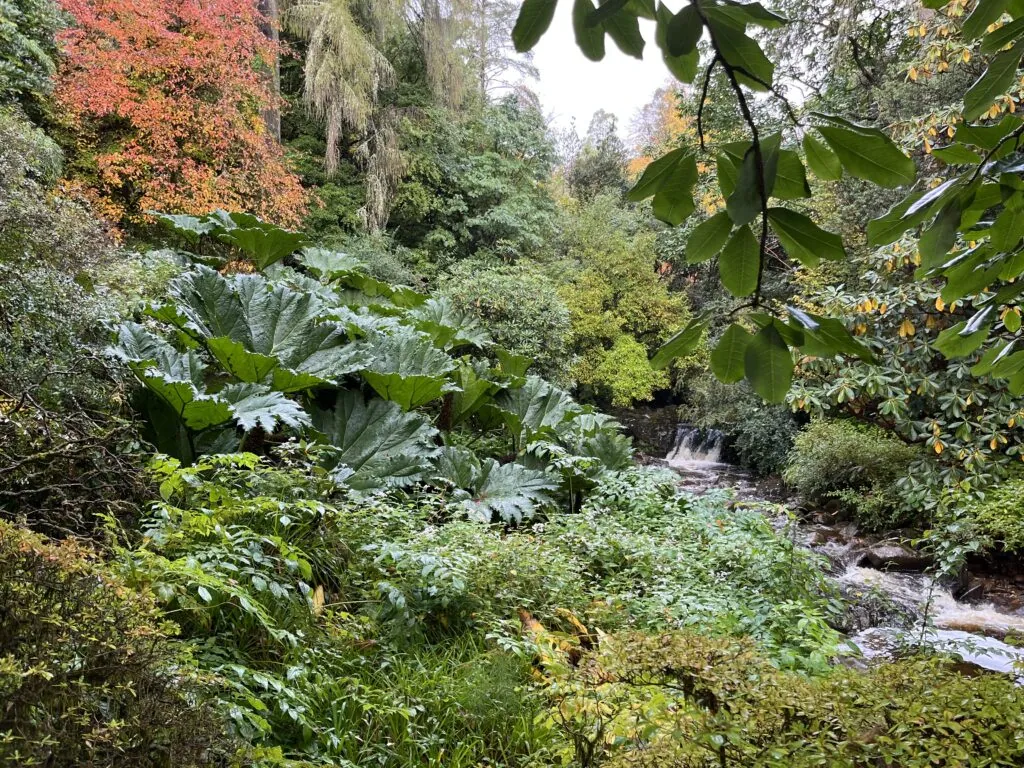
top-left (312, 391), bottom-right (439, 490)
top-left (154, 266), bottom-right (367, 388)
top-left (112, 323), bottom-right (232, 430)
top-left (409, 297), bottom-right (492, 350)
top-left (490, 375), bottom-right (579, 446)
top-left (152, 209), bottom-right (307, 269)
top-left (430, 447), bottom-right (557, 524)
top-left (359, 332), bottom-right (459, 410)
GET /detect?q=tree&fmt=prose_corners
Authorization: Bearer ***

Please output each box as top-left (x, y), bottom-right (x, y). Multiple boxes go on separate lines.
top-left (464, 0), bottom-right (539, 98)
top-left (566, 109), bottom-right (629, 200)
top-left (54, 0), bottom-right (305, 228)
top-left (511, 0), bottom-right (1024, 414)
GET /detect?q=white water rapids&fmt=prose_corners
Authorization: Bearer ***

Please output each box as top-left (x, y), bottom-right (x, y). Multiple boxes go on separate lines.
top-left (664, 424), bottom-right (1024, 681)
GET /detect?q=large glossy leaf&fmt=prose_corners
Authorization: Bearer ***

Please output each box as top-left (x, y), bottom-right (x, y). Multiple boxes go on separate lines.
top-left (964, 39), bottom-right (1024, 121)
top-left (727, 133), bottom-right (781, 225)
top-left (312, 391), bottom-right (439, 490)
top-left (815, 125), bottom-right (916, 188)
top-left (802, 133), bottom-right (842, 180)
top-left (719, 225), bottom-right (760, 297)
top-left (492, 375), bottom-right (578, 445)
top-left (744, 324), bottom-right (793, 403)
top-left (359, 332), bottom-right (458, 410)
top-left (297, 248), bottom-right (366, 280)
top-left (650, 316), bottom-right (709, 369)
top-left (707, 16), bottom-right (774, 90)
top-left (687, 211), bottom-right (733, 263)
top-left (711, 324), bottom-right (753, 383)
top-left (573, 0), bottom-right (606, 60)
top-left (628, 148), bottom-right (698, 225)
top-left (513, 0), bottom-right (557, 51)
top-left (768, 207), bottom-right (845, 266)
top-left (450, 361), bottom-right (504, 427)
top-left (654, 1), bottom-right (699, 81)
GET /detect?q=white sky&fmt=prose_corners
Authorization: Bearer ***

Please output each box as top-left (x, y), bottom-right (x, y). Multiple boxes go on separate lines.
top-left (531, 11), bottom-right (672, 136)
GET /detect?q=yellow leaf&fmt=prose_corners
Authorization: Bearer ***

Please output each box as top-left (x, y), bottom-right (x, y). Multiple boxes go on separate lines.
top-left (934, 441), bottom-right (944, 455)
top-left (935, 296), bottom-right (946, 311)
top-left (899, 318), bottom-right (916, 337)
top-left (963, 49), bottom-right (971, 63)
top-left (991, 438), bottom-right (999, 450)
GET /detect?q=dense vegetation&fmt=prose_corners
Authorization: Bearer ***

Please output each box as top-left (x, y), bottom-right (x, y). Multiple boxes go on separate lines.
top-left (4, 0), bottom-right (1024, 765)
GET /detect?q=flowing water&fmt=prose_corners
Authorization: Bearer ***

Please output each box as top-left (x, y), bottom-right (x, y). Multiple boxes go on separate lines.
top-left (663, 424), bottom-right (1024, 680)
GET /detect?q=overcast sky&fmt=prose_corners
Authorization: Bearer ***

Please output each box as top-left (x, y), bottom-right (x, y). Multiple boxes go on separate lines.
top-left (530, 10), bottom-right (671, 137)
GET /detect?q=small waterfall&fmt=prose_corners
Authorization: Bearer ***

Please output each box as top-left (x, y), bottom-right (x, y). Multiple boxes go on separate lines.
top-left (666, 425), bottom-right (724, 465)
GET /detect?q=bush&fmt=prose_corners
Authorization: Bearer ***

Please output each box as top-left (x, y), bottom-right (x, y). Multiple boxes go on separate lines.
top-left (783, 419), bottom-right (918, 529)
top-left (440, 259), bottom-right (572, 382)
top-left (0, 521), bottom-right (227, 766)
top-left (542, 629), bottom-right (1024, 768)
top-left (0, 0), bottom-right (59, 103)
top-left (0, 108), bottom-right (156, 537)
top-left (951, 473), bottom-right (1024, 554)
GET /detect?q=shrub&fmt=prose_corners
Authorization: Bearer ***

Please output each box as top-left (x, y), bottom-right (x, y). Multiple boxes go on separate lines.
top-left (950, 473), bottom-right (1024, 554)
top-left (0, 521), bottom-right (227, 766)
top-left (439, 259), bottom-right (572, 382)
top-left (0, 0), bottom-right (60, 103)
top-left (783, 418), bottom-right (918, 529)
top-left (0, 107), bottom-right (151, 537)
top-left (540, 629), bottom-right (1024, 768)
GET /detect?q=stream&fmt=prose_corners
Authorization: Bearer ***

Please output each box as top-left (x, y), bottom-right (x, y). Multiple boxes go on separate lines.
top-left (663, 424), bottom-right (1024, 682)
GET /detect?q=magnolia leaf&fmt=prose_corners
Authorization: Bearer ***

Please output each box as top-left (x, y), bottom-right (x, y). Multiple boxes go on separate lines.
top-left (652, 152), bottom-right (698, 225)
top-left (650, 316), bottom-right (709, 370)
top-left (573, 0), bottom-right (606, 60)
top-left (513, 0), bottom-right (557, 52)
top-left (605, 9), bottom-right (645, 57)
top-left (744, 324), bottom-right (793, 402)
top-left (687, 211), bottom-right (733, 263)
top-left (802, 133), bottom-right (842, 180)
top-left (719, 225), bottom-right (760, 297)
top-left (666, 3), bottom-right (701, 55)
top-left (934, 321), bottom-right (990, 359)
top-left (768, 207), bottom-right (845, 266)
top-left (772, 150), bottom-right (812, 199)
top-left (963, 39), bottom-right (1024, 121)
top-left (964, 0), bottom-right (1010, 41)
top-left (816, 125), bottom-right (916, 188)
top-left (628, 147), bottom-right (691, 201)
top-left (727, 133), bottom-right (781, 225)
top-left (711, 324), bottom-right (753, 383)
top-left (707, 17), bottom-right (774, 90)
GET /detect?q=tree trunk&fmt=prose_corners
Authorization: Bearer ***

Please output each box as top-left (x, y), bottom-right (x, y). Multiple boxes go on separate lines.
top-left (258, 0), bottom-right (282, 142)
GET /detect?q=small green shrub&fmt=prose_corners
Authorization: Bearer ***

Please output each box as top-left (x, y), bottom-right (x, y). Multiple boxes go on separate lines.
top-left (783, 419), bottom-right (918, 529)
top-left (951, 473), bottom-right (1024, 554)
top-left (439, 259), bottom-right (572, 383)
top-left (0, 521), bottom-right (228, 766)
top-left (542, 629), bottom-right (1024, 768)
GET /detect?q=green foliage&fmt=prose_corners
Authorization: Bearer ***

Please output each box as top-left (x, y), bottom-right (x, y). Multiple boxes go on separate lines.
top-left (557, 194), bottom-right (688, 404)
top-left (0, 0), bottom-right (59, 103)
top-left (440, 259), bottom-right (573, 382)
top-left (540, 629), bottom-right (1024, 768)
top-left (951, 471), bottom-right (1024, 554)
top-left (552, 469), bottom-right (843, 672)
top-left (784, 419), bottom-right (918, 529)
top-left (390, 99), bottom-right (559, 268)
top-left (0, 521), bottom-right (226, 766)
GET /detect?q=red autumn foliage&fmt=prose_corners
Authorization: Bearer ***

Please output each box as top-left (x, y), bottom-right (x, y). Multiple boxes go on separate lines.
top-left (55, 0), bottom-right (306, 227)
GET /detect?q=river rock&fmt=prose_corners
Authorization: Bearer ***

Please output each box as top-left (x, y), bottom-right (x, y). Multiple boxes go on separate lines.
top-left (858, 542), bottom-right (932, 572)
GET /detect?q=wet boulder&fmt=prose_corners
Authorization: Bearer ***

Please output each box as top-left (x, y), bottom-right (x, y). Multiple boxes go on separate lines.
top-left (858, 542), bottom-right (932, 572)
